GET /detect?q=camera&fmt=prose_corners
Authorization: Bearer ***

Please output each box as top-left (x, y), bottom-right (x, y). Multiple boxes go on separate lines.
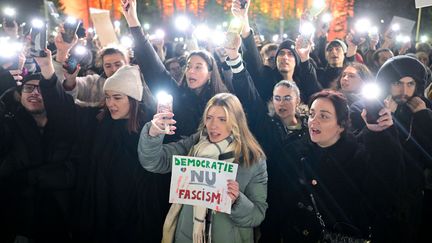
top-left (29, 19), bottom-right (47, 57)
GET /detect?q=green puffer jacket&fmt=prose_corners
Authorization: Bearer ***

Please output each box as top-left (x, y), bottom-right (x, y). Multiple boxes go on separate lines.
top-left (138, 122), bottom-right (268, 243)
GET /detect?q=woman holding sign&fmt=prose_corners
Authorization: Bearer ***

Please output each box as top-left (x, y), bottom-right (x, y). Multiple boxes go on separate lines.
top-left (138, 93), bottom-right (268, 243)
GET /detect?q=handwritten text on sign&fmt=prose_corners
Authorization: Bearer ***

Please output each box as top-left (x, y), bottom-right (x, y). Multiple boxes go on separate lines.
top-left (169, 155), bottom-right (238, 214)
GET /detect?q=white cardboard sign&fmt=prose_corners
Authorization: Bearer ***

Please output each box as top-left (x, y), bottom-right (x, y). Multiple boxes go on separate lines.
top-left (89, 8), bottom-right (119, 47)
top-left (415, 0), bottom-right (432, 8)
top-left (169, 155), bottom-right (238, 214)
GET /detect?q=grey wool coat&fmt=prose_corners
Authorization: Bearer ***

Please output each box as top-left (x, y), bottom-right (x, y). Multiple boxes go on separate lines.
top-left (137, 122), bottom-right (268, 243)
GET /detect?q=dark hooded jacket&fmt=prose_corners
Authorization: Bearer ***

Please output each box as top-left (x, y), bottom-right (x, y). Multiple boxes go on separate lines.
top-left (350, 55), bottom-right (432, 242)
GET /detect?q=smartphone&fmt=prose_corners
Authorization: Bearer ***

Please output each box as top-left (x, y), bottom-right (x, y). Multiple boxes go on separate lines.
top-left (63, 55), bottom-right (79, 74)
top-left (352, 30), bottom-right (366, 46)
top-left (157, 94), bottom-right (173, 114)
top-left (227, 18), bottom-right (243, 34)
top-left (157, 93), bottom-right (173, 134)
top-left (30, 23), bottom-right (47, 57)
top-left (4, 16), bottom-right (16, 28)
top-left (224, 18), bottom-right (243, 49)
top-left (309, 2), bottom-right (326, 18)
top-left (299, 22), bottom-right (315, 48)
top-left (365, 99), bottom-right (383, 124)
top-left (121, 0), bottom-right (130, 11)
top-left (62, 20), bottom-right (81, 43)
top-left (240, 0), bottom-right (248, 9)
top-left (7, 57), bottom-right (19, 70)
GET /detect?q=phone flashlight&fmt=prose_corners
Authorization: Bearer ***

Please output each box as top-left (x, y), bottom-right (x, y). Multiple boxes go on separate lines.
top-left (156, 91), bottom-right (173, 134)
top-left (30, 19), bottom-right (47, 57)
top-left (362, 82), bottom-right (383, 124)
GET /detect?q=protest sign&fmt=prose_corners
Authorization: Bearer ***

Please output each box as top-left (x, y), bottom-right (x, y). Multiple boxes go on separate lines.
top-left (89, 8), bottom-right (119, 47)
top-left (415, 0), bottom-right (432, 8)
top-left (389, 16), bottom-right (416, 36)
top-left (169, 155), bottom-right (238, 214)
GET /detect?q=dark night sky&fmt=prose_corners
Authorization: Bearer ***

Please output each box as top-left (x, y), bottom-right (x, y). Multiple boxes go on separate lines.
top-left (2, 0), bottom-right (45, 20)
top-left (1, 0), bottom-right (428, 34)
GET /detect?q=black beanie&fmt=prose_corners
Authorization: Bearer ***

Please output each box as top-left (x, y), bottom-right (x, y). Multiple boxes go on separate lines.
top-left (275, 39), bottom-right (300, 68)
top-left (376, 55), bottom-right (427, 95)
top-left (21, 73), bottom-right (42, 84)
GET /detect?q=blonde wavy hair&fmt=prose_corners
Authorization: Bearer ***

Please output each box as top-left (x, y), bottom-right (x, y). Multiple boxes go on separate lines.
top-left (198, 93), bottom-right (266, 166)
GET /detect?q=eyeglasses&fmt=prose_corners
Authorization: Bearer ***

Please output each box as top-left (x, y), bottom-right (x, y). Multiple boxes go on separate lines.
top-left (22, 84), bottom-right (41, 93)
top-left (273, 95), bottom-right (294, 103)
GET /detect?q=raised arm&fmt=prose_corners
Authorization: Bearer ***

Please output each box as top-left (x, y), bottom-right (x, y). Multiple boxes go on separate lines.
top-left (34, 50), bottom-right (76, 121)
top-left (294, 35), bottom-right (322, 101)
top-left (122, 0), bottom-right (177, 94)
top-left (231, 0), bottom-right (266, 90)
top-left (357, 103), bottom-right (404, 219)
top-left (224, 33), bottom-right (268, 134)
top-left (138, 112), bottom-right (199, 174)
top-left (32, 50), bottom-right (76, 188)
top-left (53, 24), bottom-right (78, 90)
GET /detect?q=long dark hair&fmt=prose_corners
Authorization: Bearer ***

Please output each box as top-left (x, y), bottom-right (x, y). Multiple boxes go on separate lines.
top-left (97, 98), bottom-right (145, 133)
top-left (180, 50), bottom-right (228, 96)
top-left (98, 74), bottom-right (155, 133)
top-left (336, 62), bottom-right (373, 91)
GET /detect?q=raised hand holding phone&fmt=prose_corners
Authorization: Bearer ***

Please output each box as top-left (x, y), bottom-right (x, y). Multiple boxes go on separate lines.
top-left (30, 19), bottom-right (47, 58)
top-left (62, 17), bottom-right (81, 44)
top-left (149, 112), bottom-right (177, 136)
top-left (121, 0), bottom-right (140, 27)
top-left (156, 92), bottom-right (174, 134)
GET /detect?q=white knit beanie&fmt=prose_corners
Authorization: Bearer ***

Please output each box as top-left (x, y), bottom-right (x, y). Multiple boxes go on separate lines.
top-left (103, 65), bottom-right (143, 101)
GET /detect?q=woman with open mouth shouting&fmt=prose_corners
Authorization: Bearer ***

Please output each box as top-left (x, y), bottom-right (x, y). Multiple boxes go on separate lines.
top-left (121, 0), bottom-right (228, 142)
top-left (282, 90), bottom-right (405, 242)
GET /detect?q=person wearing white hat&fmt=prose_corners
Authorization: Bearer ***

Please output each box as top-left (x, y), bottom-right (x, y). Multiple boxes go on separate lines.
top-left (73, 64), bottom-right (169, 243)
top-left (103, 65), bottom-right (144, 121)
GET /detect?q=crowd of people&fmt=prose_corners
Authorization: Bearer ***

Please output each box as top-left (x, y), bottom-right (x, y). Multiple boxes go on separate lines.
top-left (1, 0), bottom-right (432, 242)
